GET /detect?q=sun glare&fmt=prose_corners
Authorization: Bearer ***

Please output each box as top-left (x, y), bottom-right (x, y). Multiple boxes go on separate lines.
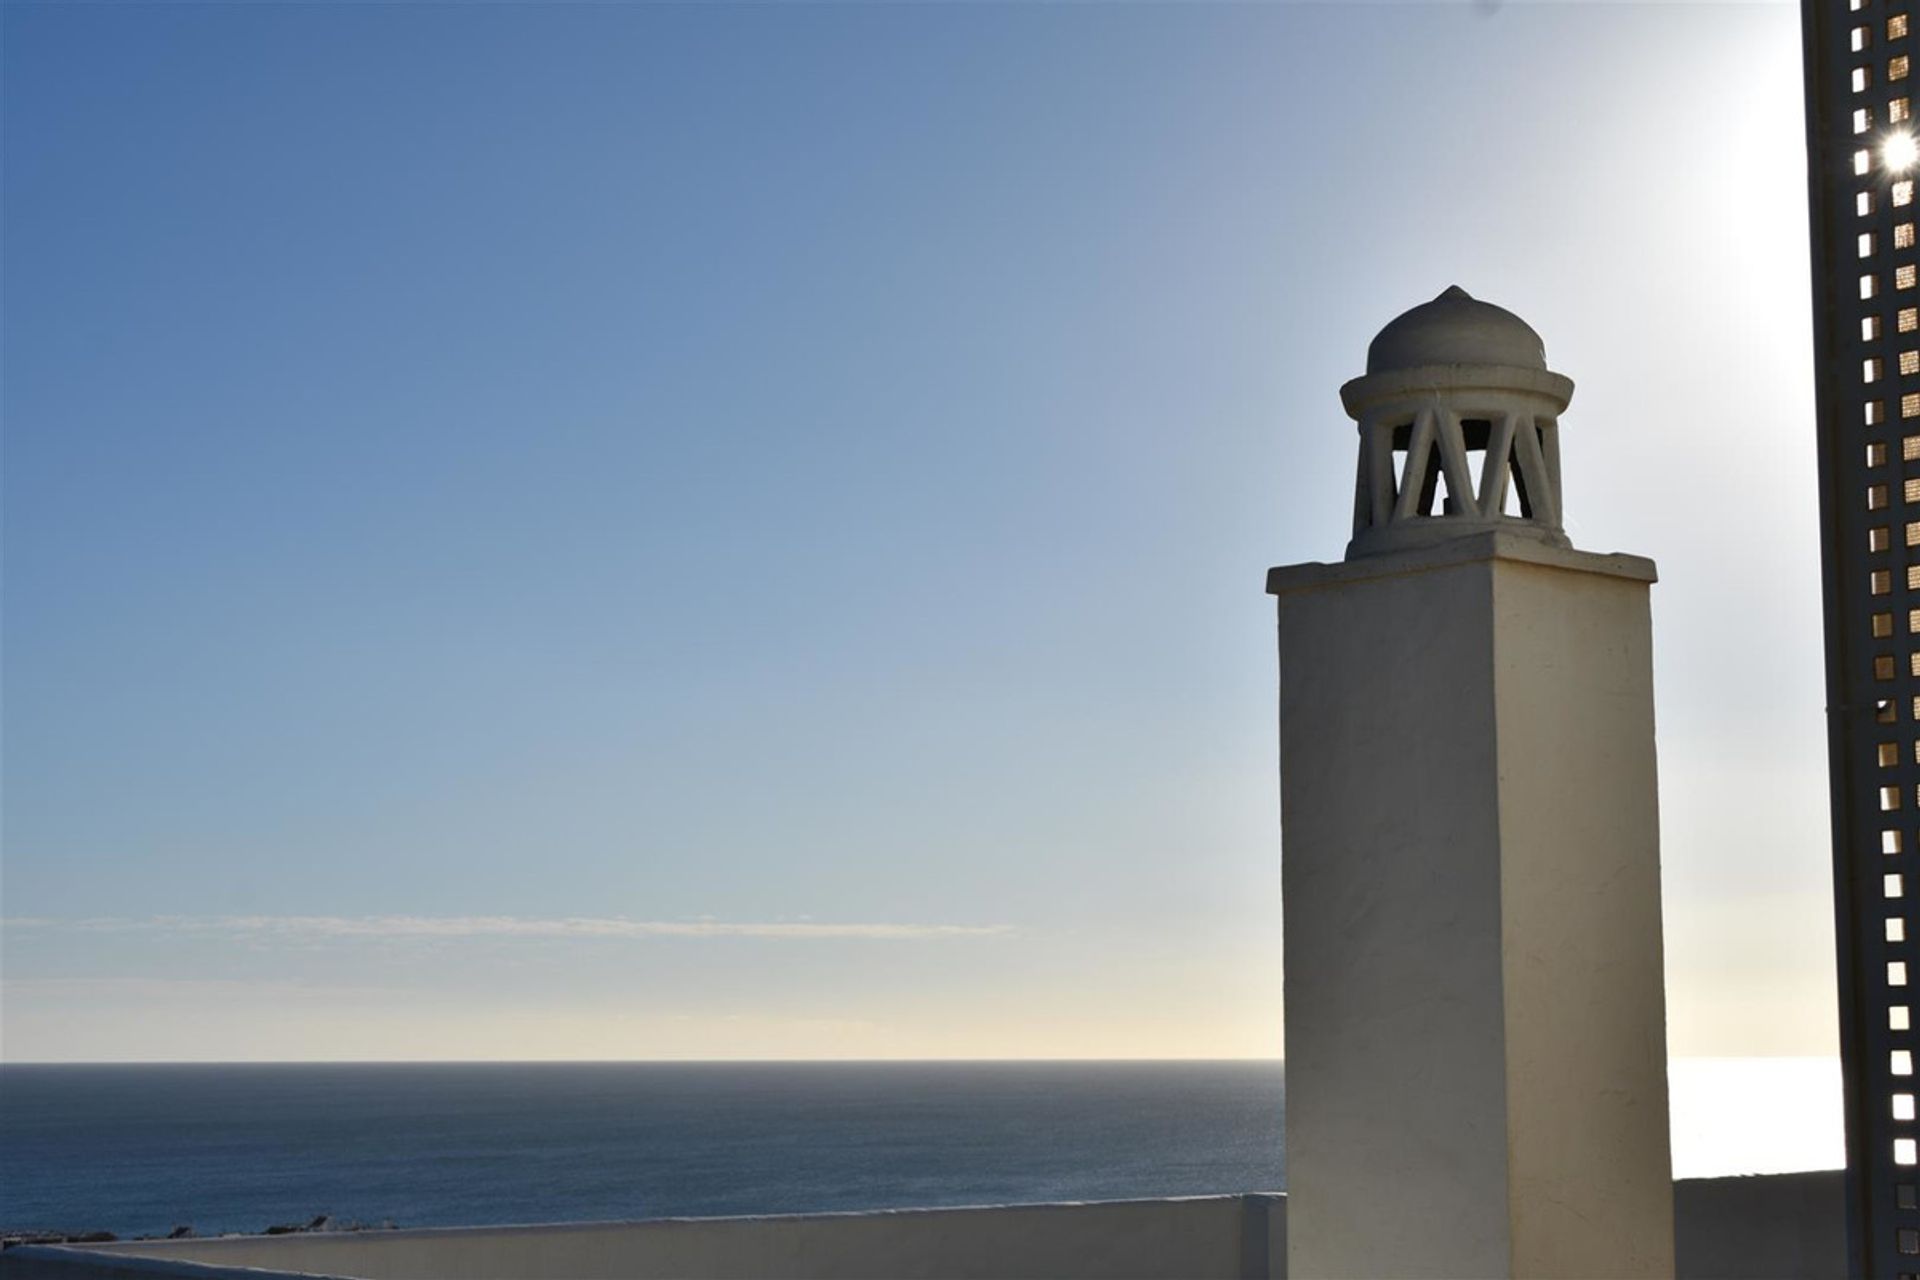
top-left (1888, 131), bottom-right (1920, 172)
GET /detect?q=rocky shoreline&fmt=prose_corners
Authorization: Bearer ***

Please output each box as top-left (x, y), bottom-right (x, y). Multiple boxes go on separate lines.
top-left (2, 1216), bottom-right (398, 1249)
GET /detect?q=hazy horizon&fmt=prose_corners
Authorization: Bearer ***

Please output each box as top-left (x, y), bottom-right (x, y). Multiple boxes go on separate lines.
top-left (0, 1058), bottom-right (1846, 1187)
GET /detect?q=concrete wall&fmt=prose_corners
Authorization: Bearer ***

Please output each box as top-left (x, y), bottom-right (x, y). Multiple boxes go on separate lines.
top-left (1276, 550), bottom-right (1514, 1276)
top-left (1492, 556), bottom-right (1674, 1279)
top-left (1271, 534), bottom-right (1672, 1278)
top-left (1674, 1171), bottom-right (1846, 1280)
top-left (1, 1175), bottom-right (1846, 1280)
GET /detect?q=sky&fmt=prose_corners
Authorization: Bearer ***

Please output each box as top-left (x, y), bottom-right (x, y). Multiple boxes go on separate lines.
top-left (1, 0), bottom-right (1835, 1066)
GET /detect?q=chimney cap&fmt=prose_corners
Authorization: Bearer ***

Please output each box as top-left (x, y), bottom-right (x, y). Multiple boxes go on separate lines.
top-left (1365, 285), bottom-right (1547, 375)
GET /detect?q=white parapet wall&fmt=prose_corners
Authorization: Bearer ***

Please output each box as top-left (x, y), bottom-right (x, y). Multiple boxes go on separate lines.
top-left (0, 1174), bottom-right (1846, 1280)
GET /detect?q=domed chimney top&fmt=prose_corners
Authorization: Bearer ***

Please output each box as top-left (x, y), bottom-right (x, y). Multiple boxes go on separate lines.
top-left (1365, 285), bottom-right (1547, 375)
top-left (1338, 287), bottom-right (1574, 560)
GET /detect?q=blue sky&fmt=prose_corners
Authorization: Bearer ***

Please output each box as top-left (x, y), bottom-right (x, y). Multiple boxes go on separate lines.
top-left (3, 0), bottom-right (1831, 1063)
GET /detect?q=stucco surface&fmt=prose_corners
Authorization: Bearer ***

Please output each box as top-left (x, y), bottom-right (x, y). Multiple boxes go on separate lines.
top-left (1274, 543), bottom-right (1673, 1278)
top-left (1277, 556), bottom-right (1513, 1277)
top-left (1493, 560), bottom-right (1674, 1277)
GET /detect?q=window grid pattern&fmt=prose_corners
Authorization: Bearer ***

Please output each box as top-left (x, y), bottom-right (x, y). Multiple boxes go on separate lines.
top-left (1810, 0), bottom-right (1920, 1272)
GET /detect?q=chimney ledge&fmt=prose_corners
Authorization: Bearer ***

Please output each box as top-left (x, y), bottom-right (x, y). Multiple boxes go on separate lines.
top-left (1266, 529), bottom-right (1657, 597)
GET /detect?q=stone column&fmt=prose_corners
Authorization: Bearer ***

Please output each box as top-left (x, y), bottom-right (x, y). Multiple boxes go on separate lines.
top-left (1270, 531), bottom-right (1675, 1278)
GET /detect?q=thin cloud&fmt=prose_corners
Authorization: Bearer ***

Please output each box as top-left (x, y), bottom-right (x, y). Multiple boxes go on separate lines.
top-left (3, 914), bottom-right (1012, 942)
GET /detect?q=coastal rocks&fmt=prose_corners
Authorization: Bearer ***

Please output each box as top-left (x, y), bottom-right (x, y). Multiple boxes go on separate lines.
top-left (1, 1219), bottom-right (397, 1250)
top-left (0, 1231), bottom-right (116, 1248)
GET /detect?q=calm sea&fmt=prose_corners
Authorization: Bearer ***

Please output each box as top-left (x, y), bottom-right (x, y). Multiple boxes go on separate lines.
top-left (0, 1061), bottom-right (1286, 1239)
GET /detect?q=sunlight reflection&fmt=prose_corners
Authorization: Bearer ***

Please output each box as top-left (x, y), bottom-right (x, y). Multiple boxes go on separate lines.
top-left (1887, 131), bottom-right (1920, 172)
top-left (1668, 1058), bottom-right (1844, 1178)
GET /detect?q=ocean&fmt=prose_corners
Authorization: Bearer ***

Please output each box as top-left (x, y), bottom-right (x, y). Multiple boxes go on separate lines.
top-left (1, 1057), bottom-right (1850, 1240)
top-left (0, 1061), bottom-right (1286, 1240)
